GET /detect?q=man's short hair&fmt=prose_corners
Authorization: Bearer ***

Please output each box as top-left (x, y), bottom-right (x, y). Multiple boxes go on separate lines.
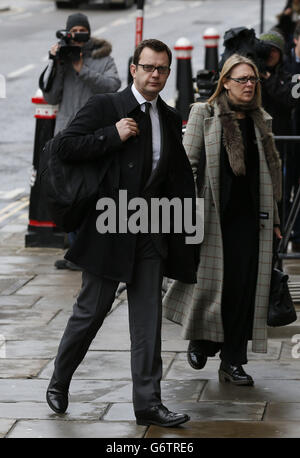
top-left (294, 21), bottom-right (300, 39)
top-left (133, 39), bottom-right (172, 67)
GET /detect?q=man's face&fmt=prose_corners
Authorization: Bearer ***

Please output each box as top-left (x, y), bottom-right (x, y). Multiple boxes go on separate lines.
top-left (130, 47), bottom-right (171, 100)
top-left (266, 47), bottom-right (281, 68)
top-left (69, 25), bottom-right (89, 47)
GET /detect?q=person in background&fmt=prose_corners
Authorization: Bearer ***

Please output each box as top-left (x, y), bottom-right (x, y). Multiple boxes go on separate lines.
top-left (40, 12), bottom-right (121, 270)
top-left (260, 29), bottom-right (300, 251)
top-left (276, 0), bottom-right (300, 52)
top-left (283, 21), bottom-right (300, 250)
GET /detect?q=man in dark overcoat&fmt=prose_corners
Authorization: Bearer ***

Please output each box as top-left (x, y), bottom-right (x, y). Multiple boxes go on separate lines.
top-left (46, 39), bottom-right (198, 427)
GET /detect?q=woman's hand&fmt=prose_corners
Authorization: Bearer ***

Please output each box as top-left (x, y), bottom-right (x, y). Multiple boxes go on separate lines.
top-left (274, 226), bottom-right (282, 239)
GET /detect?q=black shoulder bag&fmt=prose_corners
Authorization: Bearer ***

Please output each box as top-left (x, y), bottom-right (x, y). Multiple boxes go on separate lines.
top-left (268, 251), bottom-right (297, 327)
top-left (40, 93), bottom-right (124, 233)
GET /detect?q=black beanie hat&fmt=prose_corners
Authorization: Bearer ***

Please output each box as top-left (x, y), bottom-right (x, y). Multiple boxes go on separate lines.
top-left (66, 13), bottom-right (91, 34)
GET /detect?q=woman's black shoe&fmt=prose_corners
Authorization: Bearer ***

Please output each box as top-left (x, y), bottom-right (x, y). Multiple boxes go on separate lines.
top-left (187, 341), bottom-right (207, 370)
top-left (218, 361), bottom-right (254, 386)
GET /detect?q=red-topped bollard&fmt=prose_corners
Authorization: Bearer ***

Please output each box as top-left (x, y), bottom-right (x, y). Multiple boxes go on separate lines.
top-left (203, 27), bottom-right (220, 72)
top-left (128, 0), bottom-right (145, 85)
top-left (25, 89), bottom-right (67, 248)
top-left (174, 37), bottom-right (194, 124)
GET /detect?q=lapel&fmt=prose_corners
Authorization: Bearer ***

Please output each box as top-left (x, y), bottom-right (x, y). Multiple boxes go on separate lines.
top-left (117, 84), bottom-right (141, 118)
top-left (143, 96), bottom-right (171, 190)
top-left (204, 102), bottom-right (222, 216)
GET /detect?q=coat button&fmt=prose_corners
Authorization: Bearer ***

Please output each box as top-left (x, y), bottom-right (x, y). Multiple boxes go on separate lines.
top-left (128, 161), bottom-right (135, 168)
top-left (99, 135), bottom-right (105, 141)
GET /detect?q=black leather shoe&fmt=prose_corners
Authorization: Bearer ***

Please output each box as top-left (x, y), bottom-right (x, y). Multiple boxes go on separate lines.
top-left (187, 341), bottom-right (207, 370)
top-left (135, 404), bottom-right (190, 427)
top-left (218, 361), bottom-right (254, 386)
top-left (46, 380), bottom-right (69, 414)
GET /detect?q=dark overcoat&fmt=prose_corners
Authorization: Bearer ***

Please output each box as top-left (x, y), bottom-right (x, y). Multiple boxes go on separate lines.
top-left (55, 85), bottom-right (199, 284)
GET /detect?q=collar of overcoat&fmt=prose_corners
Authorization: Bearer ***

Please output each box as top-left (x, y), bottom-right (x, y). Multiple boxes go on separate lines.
top-left (203, 101), bottom-right (273, 217)
top-left (117, 84), bottom-right (173, 121)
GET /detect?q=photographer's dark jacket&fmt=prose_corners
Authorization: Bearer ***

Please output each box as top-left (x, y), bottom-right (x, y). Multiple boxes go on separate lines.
top-left (284, 48), bottom-right (300, 134)
top-left (41, 37), bottom-right (121, 134)
top-left (261, 63), bottom-right (299, 136)
top-left (55, 85), bottom-right (199, 284)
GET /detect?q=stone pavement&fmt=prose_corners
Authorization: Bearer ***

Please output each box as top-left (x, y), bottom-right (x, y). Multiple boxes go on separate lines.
top-left (0, 216), bottom-right (300, 439)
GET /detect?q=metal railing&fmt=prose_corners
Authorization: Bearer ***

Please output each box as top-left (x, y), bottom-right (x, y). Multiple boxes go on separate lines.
top-left (274, 136), bottom-right (300, 267)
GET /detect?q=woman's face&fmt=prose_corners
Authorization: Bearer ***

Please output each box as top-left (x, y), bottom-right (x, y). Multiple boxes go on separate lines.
top-left (223, 63), bottom-right (257, 105)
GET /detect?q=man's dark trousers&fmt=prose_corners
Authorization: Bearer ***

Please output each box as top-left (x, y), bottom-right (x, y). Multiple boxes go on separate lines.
top-left (52, 234), bottom-right (164, 412)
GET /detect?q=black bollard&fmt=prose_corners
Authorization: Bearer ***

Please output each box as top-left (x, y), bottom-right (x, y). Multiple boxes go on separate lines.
top-left (174, 37), bottom-right (194, 124)
top-left (203, 27), bottom-right (220, 72)
top-left (25, 90), bottom-right (67, 248)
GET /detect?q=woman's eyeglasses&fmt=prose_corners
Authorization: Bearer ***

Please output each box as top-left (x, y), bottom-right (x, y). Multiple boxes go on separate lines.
top-left (227, 76), bottom-right (260, 84)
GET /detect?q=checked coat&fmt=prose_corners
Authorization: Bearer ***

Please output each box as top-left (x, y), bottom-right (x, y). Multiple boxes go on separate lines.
top-left (163, 101), bottom-right (279, 353)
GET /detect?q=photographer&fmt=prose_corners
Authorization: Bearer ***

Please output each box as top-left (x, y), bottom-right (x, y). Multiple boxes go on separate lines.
top-left (40, 13), bottom-right (121, 270)
top-left (41, 13), bottom-right (121, 135)
top-left (260, 29), bottom-right (300, 250)
top-left (259, 30), bottom-right (297, 136)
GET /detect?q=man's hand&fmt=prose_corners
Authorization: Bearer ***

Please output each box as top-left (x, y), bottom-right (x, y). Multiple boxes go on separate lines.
top-left (73, 53), bottom-right (84, 73)
top-left (274, 226), bottom-right (282, 240)
top-left (50, 43), bottom-right (60, 57)
top-left (116, 118), bottom-right (139, 142)
top-left (260, 71), bottom-right (271, 80)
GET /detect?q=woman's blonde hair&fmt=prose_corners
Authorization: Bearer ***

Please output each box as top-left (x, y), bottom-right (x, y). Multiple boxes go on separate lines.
top-left (208, 53), bottom-right (262, 106)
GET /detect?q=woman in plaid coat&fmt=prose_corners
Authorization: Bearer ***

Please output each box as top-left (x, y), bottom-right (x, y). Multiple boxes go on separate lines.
top-left (163, 54), bottom-right (282, 385)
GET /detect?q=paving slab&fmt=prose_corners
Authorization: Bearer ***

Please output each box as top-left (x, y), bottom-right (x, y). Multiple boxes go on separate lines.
top-left (32, 295), bottom-right (75, 311)
top-left (0, 419), bottom-right (16, 438)
top-left (94, 380), bottom-right (205, 404)
top-left (14, 284), bottom-right (80, 297)
top-left (166, 359), bottom-right (300, 381)
top-left (39, 351), bottom-right (176, 380)
top-left (103, 401), bottom-right (265, 422)
top-left (0, 308), bottom-right (57, 326)
top-left (145, 421), bottom-right (300, 438)
top-left (0, 276), bottom-right (33, 295)
top-left (0, 401), bottom-right (108, 421)
top-left (201, 380), bottom-right (300, 402)
top-left (0, 359), bottom-right (50, 378)
top-left (0, 379), bottom-right (129, 403)
top-left (2, 340), bottom-right (59, 359)
top-left (0, 256), bottom-right (63, 266)
top-left (28, 273), bottom-right (82, 286)
top-left (0, 295), bottom-right (40, 309)
top-left (0, 323), bottom-right (64, 340)
top-left (264, 402), bottom-right (300, 421)
top-left (6, 419), bottom-right (146, 438)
